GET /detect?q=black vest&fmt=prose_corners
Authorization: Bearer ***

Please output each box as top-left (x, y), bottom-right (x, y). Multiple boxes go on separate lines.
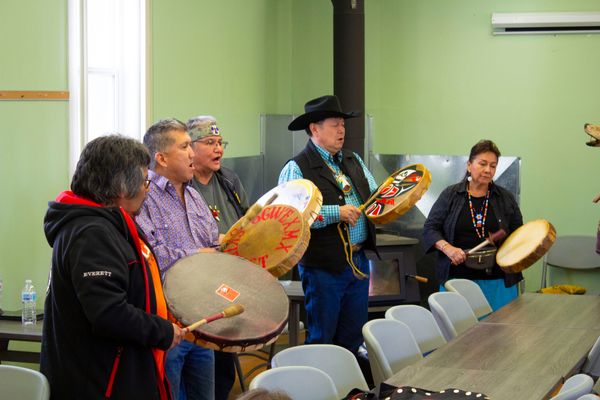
top-left (292, 140), bottom-right (377, 273)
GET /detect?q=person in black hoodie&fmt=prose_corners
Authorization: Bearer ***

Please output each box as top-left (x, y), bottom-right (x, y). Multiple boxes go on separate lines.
top-left (41, 135), bottom-right (186, 400)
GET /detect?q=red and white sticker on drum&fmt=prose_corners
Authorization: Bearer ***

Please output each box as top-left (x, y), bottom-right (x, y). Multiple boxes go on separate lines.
top-left (215, 284), bottom-right (241, 302)
top-left (366, 167), bottom-right (423, 217)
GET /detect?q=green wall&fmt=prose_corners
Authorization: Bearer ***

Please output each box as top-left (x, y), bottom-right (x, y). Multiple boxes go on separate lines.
top-left (363, 0), bottom-right (600, 292)
top-left (151, 0), bottom-right (293, 157)
top-left (2, 0), bottom-right (600, 318)
top-left (0, 0), bottom-right (69, 311)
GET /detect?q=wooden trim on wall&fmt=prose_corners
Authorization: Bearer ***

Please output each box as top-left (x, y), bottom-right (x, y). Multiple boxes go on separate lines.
top-left (0, 91), bottom-right (69, 101)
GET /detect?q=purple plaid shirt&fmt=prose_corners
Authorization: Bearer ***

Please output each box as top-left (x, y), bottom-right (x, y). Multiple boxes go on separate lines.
top-left (136, 170), bottom-right (219, 274)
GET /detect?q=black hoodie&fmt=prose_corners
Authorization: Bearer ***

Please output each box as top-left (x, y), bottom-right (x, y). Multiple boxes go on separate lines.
top-left (42, 193), bottom-right (173, 399)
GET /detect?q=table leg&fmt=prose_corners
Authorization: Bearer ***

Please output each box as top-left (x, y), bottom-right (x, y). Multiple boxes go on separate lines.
top-left (0, 338), bottom-right (7, 364)
top-left (288, 301), bottom-right (300, 347)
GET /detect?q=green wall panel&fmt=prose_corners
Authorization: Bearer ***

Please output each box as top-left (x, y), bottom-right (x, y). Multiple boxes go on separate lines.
top-left (0, 0), bottom-right (68, 311)
top-left (151, 0), bottom-right (292, 157)
top-left (3, 0), bottom-right (600, 314)
top-left (365, 0), bottom-right (600, 292)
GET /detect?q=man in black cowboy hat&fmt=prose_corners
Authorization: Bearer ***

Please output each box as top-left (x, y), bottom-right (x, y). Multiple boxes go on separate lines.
top-left (279, 95), bottom-right (378, 360)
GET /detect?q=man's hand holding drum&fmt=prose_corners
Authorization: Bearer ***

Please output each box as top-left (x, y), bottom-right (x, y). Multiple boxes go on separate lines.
top-left (340, 204), bottom-right (362, 226)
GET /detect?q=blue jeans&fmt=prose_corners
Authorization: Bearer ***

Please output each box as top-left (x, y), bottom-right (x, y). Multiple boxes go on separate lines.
top-left (298, 250), bottom-right (370, 354)
top-left (165, 340), bottom-right (215, 400)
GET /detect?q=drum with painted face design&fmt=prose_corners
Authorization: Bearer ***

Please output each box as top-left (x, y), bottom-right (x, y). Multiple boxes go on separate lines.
top-left (365, 164), bottom-right (431, 225)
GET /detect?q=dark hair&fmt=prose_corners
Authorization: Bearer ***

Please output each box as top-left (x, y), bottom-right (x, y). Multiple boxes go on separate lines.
top-left (143, 118), bottom-right (187, 169)
top-left (71, 135), bottom-right (150, 205)
top-left (465, 139), bottom-right (501, 180)
top-left (235, 388), bottom-right (292, 400)
top-left (305, 120), bottom-right (326, 136)
top-left (469, 139), bottom-right (501, 162)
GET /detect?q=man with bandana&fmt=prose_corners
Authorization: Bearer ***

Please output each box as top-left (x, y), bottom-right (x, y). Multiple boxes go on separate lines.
top-left (187, 115), bottom-right (249, 400)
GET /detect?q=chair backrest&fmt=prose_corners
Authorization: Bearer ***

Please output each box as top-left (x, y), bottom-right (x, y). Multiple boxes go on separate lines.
top-left (428, 292), bottom-right (478, 341)
top-left (550, 374), bottom-right (594, 400)
top-left (384, 304), bottom-right (447, 354)
top-left (271, 344), bottom-right (369, 396)
top-left (362, 319), bottom-right (423, 387)
top-left (541, 235), bottom-right (600, 289)
top-left (249, 365), bottom-right (339, 400)
top-left (444, 279), bottom-right (493, 319)
top-left (0, 365), bottom-right (50, 400)
top-left (582, 335), bottom-right (600, 378)
top-left (576, 395), bottom-right (600, 400)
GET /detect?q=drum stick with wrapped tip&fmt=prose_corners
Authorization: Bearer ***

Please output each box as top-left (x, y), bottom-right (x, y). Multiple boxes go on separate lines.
top-left (406, 274), bottom-right (429, 283)
top-left (593, 193), bottom-right (600, 203)
top-left (184, 304), bottom-right (245, 332)
top-left (466, 229), bottom-right (507, 255)
top-left (358, 176), bottom-right (395, 212)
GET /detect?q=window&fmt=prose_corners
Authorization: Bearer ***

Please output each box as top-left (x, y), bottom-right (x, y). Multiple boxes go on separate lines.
top-left (68, 0), bottom-right (147, 173)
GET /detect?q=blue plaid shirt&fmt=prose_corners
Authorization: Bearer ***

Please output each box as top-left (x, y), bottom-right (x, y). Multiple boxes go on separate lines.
top-left (278, 141), bottom-right (377, 245)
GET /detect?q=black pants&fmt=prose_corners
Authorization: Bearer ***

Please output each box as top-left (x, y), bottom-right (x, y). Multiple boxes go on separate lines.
top-left (214, 351), bottom-right (235, 400)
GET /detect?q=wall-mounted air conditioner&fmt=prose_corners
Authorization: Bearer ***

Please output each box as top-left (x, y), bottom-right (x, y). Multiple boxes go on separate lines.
top-left (492, 12), bottom-right (600, 35)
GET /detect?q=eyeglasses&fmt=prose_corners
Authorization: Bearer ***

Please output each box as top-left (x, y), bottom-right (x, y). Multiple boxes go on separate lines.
top-left (144, 178), bottom-right (152, 189)
top-left (195, 138), bottom-right (229, 149)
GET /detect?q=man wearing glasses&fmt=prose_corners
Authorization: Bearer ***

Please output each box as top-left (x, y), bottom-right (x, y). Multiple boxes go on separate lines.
top-left (187, 115), bottom-right (249, 400)
top-left (188, 116), bottom-right (248, 233)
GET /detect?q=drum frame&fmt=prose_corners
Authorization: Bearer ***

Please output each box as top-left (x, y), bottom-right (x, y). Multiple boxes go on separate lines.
top-left (256, 179), bottom-right (323, 225)
top-left (164, 252), bottom-right (290, 352)
top-left (365, 164), bottom-right (431, 225)
top-left (496, 219), bottom-right (556, 274)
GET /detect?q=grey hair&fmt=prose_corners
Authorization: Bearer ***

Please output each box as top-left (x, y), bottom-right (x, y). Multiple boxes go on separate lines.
top-left (143, 118), bottom-right (188, 169)
top-left (70, 135), bottom-right (150, 205)
top-left (186, 115), bottom-right (217, 132)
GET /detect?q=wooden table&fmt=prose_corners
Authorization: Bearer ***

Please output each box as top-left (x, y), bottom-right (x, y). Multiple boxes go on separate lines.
top-left (385, 293), bottom-right (600, 400)
top-left (484, 293), bottom-right (600, 329)
top-left (0, 319), bottom-right (42, 363)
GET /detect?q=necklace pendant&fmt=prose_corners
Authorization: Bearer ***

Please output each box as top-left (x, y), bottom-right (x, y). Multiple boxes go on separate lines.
top-left (210, 205), bottom-right (220, 221)
top-left (475, 213), bottom-right (483, 227)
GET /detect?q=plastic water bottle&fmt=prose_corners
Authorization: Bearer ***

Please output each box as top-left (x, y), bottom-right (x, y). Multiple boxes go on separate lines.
top-left (21, 280), bottom-right (37, 326)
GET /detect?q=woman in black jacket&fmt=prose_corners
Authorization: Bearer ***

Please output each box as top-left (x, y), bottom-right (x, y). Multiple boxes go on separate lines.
top-left (42, 136), bottom-right (186, 399)
top-left (422, 140), bottom-right (523, 311)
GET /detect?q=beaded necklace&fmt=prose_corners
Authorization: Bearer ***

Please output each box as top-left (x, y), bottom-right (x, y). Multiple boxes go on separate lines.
top-left (467, 188), bottom-right (490, 239)
top-left (325, 161), bottom-right (352, 193)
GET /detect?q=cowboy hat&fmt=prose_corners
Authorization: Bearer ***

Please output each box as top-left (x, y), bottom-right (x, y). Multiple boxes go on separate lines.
top-left (288, 95), bottom-right (360, 131)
